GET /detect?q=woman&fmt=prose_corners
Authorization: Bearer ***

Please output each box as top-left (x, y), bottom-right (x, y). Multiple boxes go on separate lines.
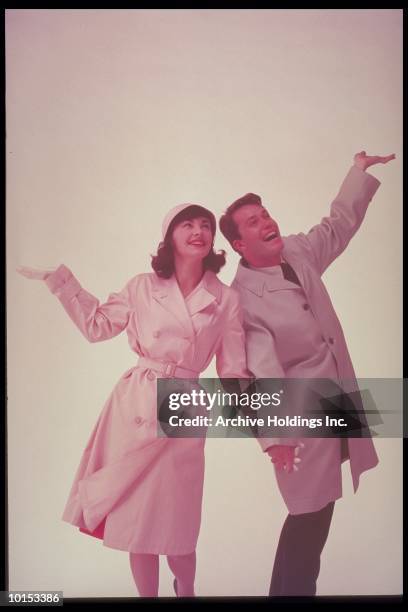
top-left (17, 203), bottom-right (248, 597)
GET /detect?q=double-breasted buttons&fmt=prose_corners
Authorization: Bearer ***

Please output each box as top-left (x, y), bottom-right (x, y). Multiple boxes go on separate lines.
top-left (303, 303), bottom-right (310, 311)
top-left (135, 416), bottom-right (143, 425)
top-left (147, 370), bottom-right (157, 381)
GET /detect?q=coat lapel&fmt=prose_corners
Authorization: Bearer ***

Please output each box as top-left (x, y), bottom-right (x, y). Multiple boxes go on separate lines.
top-left (281, 247), bottom-right (310, 296)
top-left (264, 269), bottom-right (302, 293)
top-left (151, 271), bottom-right (222, 336)
top-left (187, 271), bottom-right (222, 315)
top-left (152, 275), bottom-right (195, 337)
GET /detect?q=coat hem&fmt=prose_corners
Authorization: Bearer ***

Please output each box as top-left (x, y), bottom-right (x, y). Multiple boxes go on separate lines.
top-left (64, 518), bottom-right (198, 556)
top-left (102, 538), bottom-right (197, 556)
top-left (352, 455), bottom-right (379, 493)
top-left (284, 487), bottom-right (343, 515)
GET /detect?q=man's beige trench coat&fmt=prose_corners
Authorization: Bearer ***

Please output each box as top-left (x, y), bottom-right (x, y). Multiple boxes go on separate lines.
top-left (232, 165), bottom-right (381, 514)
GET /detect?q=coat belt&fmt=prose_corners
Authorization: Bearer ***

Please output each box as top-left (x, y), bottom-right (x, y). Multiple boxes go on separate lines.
top-left (137, 356), bottom-right (199, 379)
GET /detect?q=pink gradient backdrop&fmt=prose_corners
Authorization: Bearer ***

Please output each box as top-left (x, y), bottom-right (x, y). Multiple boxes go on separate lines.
top-left (6, 9), bottom-right (402, 596)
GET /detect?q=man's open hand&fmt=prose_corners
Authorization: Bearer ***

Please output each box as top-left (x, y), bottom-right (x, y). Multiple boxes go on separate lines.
top-left (353, 151), bottom-right (395, 171)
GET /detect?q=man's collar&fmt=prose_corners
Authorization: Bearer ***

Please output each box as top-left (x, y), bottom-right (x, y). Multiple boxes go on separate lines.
top-left (233, 260), bottom-right (270, 296)
top-left (233, 256), bottom-right (300, 296)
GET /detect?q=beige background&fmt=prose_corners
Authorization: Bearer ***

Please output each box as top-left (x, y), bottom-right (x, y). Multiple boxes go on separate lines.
top-left (6, 9), bottom-right (402, 597)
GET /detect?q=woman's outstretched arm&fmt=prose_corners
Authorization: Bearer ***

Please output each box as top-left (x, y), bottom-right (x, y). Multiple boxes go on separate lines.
top-left (17, 264), bottom-right (132, 342)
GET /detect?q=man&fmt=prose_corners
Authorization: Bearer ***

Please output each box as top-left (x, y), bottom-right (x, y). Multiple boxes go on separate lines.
top-left (219, 151), bottom-right (395, 596)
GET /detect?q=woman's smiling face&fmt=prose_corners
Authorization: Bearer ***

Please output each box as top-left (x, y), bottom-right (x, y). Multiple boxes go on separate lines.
top-left (171, 216), bottom-right (213, 261)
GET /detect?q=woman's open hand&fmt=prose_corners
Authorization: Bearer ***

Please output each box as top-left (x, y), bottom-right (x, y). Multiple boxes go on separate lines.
top-left (16, 265), bottom-right (55, 280)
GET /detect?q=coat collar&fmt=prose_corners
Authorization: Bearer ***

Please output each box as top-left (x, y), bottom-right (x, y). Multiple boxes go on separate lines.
top-left (186, 270), bottom-right (223, 315)
top-left (232, 249), bottom-right (304, 297)
top-left (152, 269), bottom-right (222, 302)
top-left (151, 270), bottom-right (222, 335)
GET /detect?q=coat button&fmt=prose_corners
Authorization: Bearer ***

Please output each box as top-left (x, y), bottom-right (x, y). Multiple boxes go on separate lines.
top-left (302, 303), bottom-right (310, 310)
top-left (153, 331), bottom-right (160, 338)
top-left (329, 337), bottom-right (334, 344)
top-left (147, 370), bottom-right (157, 380)
top-left (135, 416), bottom-right (142, 425)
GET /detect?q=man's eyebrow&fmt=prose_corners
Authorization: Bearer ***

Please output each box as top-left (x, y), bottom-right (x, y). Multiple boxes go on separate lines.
top-left (245, 208), bottom-right (267, 224)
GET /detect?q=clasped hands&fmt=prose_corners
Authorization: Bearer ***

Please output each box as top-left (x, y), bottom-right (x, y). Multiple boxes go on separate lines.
top-left (266, 443), bottom-right (304, 473)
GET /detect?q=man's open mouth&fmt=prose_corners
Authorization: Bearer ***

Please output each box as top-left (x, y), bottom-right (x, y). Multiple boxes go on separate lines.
top-left (263, 231), bottom-right (278, 242)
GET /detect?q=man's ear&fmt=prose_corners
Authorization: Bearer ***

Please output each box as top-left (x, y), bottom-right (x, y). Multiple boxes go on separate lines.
top-left (232, 238), bottom-right (244, 255)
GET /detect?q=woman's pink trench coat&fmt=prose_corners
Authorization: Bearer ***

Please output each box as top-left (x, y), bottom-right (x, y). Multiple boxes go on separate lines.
top-left (44, 266), bottom-right (248, 555)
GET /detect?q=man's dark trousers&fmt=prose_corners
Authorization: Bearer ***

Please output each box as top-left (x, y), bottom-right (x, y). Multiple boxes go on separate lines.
top-left (269, 501), bottom-right (335, 596)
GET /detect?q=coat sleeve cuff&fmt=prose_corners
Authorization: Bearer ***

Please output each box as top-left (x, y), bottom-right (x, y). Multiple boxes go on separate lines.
top-left (45, 264), bottom-right (81, 300)
top-left (346, 165), bottom-right (381, 199)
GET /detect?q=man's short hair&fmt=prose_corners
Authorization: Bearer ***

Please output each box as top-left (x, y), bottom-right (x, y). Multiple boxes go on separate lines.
top-left (219, 192), bottom-right (263, 248)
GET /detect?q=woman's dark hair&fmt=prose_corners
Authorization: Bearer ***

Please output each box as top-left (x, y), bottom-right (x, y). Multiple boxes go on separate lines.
top-left (151, 205), bottom-right (226, 278)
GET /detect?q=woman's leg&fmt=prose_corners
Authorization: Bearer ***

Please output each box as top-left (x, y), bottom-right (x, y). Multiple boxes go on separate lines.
top-left (166, 550), bottom-right (196, 597)
top-left (129, 552), bottom-right (159, 597)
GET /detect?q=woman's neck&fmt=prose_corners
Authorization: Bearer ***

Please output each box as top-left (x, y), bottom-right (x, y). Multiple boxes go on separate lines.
top-left (174, 258), bottom-right (205, 298)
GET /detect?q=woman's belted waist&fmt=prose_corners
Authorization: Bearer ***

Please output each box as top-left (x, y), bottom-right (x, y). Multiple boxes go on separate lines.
top-left (137, 356), bottom-right (199, 379)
